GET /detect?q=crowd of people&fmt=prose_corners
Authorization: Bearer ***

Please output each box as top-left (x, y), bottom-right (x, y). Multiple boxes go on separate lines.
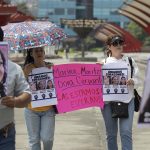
top-left (0, 25), bottom-right (139, 150)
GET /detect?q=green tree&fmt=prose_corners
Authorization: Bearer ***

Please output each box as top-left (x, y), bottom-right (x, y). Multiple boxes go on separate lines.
top-left (17, 2), bottom-right (31, 15)
top-left (144, 37), bottom-right (150, 46)
top-left (126, 21), bottom-right (149, 43)
top-left (73, 27), bottom-right (93, 58)
top-left (84, 36), bottom-right (96, 50)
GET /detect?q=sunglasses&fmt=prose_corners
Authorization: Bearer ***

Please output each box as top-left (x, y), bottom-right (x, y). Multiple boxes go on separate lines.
top-left (111, 40), bottom-right (124, 47)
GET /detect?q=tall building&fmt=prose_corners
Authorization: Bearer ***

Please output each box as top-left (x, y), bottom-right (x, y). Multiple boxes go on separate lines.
top-left (76, 0), bottom-right (93, 19)
top-left (37, 0), bottom-right (93, 21)
top-left (11, 0), bottom-right (129, 35)
top-left (94, 0), bottom-right (129, 27)
top-left (36, 0), bottom-right (129, 35)
top-left (37, 0), bottom-right (75, 23)
top-left (37, 0), bottom-right (94, 35)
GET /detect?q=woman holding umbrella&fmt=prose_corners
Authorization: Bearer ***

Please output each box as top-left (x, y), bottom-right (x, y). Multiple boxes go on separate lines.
top-left (23, 47), bottom-right (55, 150)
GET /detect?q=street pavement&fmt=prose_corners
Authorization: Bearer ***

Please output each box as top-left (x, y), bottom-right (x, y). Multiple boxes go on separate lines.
top-left (15, 52), bottom-right (150, 150)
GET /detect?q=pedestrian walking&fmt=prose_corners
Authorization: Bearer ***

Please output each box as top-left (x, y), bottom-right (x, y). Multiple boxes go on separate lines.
top-left (64, 45), bottom-right (70, 59)
top-left (23, 47), bottom-right (55, 150)
top-left (101, 34), bottom-right (139, 150)
top-left (0, 27), bottom-right (31, 150)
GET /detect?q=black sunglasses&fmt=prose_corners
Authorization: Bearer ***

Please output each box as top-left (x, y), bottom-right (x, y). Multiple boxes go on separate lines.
top-left (111, 39), bottom-right (124, 47)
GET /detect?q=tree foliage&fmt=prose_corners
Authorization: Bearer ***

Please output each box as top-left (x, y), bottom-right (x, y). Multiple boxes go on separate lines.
top-left (126, 21), bottom-right (150, 46)
top-left (17, 2), bottom-right (31, 15)
top-left (143, 37), bottom-right (150, 46)
top-left (84, 36), bottom-right (96, 49)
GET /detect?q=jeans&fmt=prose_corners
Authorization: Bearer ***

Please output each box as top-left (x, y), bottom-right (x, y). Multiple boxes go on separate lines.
top-left (24, 108), bottom-right (55, 150)
top-left (0, 124), bottom-right (15, 150)
top-left (101, 99), bottom-right (134, 150)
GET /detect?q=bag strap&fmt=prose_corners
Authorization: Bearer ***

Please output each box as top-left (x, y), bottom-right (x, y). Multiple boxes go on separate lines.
top-left (128, 57), bottom-right (134, 78)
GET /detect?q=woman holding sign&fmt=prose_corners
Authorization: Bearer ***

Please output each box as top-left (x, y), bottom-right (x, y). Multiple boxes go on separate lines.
top-left (101, 34), bottom-right (139, 150)
top-left (23, 47), bottom-right (55, 150)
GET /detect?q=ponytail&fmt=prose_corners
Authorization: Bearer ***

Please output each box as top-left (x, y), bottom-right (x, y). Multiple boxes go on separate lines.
top-left (23, 49), bottom-right (34, 67)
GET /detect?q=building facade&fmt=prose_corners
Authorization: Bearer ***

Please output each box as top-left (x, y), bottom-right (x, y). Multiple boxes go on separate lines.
top-left (37, 0), bottom-right (94, 35)
top-left (11, 0), bottom-right (130, 35)
top-left (94, 0), bottom-right (129, 27)
top-left (76, 0), bottom-right (93, 19)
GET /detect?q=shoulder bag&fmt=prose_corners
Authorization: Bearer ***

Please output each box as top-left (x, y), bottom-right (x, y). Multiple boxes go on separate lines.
top-left (128, 57), bottom-right (141, 112)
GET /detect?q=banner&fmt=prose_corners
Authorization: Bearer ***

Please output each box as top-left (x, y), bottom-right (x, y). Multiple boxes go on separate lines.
top-left (0, 42), bottom-right (8, 101)
top-left (53, 64), bottom-right (103, 113)
top-left (102, 62), bottom-right (130, 102)
top-left (28, 67), bottom-right (57, 108)
top-left (138, 59), bottom-right (150, 125)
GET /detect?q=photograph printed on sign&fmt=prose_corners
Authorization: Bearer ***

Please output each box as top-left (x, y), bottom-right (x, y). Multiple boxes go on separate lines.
top-left (102, 68), bottom-right (128, 94)
top-left (28, 67), bottom-right (57, 108)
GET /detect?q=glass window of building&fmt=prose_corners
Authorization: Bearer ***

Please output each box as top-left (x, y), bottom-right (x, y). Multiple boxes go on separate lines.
top-left (67, 8), bottom-right (75, 15)
top-left (54, 8), bottom-right (65, 15)
top-left (76, 0), bottom-right (84, 6)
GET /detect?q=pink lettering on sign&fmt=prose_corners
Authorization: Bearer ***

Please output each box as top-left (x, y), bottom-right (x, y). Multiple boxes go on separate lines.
top-left (53, 64), bottom-right (104, 113)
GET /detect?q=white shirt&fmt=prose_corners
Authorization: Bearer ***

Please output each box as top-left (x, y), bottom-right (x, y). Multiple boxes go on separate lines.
top-left (102, 55), bottom-right (139, 103)
top-left (0, 60), bottom-right (30, 129)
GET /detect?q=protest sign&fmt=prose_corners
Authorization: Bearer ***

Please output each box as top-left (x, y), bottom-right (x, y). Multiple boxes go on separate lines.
top-left (53, 64), bottom-right (103, 113)
top-left (0, 42), bottom-right (8, 100)
top-left (28, 67), bottom-right (57, 108)
top-left (138, 59), bottom-right (150, 125)
top-left (102, 62), bottom-right (130, 102)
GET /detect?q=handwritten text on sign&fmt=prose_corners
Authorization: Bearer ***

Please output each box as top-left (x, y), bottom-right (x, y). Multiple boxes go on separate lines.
top-left (53, 64), bottom-right (104, 113)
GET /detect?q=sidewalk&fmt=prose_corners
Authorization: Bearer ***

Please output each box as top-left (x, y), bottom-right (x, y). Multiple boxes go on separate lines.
top-left (15, 108), bottom-right (106, 150)
top-left (15, 107), bottom-right (150, 150)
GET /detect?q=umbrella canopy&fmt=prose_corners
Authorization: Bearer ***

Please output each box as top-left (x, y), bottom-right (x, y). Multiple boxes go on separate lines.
top-left (2, 21), bottom-right (66, 51)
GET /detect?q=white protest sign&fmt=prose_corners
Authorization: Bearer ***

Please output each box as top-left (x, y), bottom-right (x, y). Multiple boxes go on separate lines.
top-left (102, 62), bottom-right (131, 102)
top-left (28, 67), bottom-right (57, 108)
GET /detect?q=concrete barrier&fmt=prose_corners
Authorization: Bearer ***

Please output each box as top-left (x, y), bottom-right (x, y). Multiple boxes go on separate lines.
top-left (70, 57), bottom-right (97, 62)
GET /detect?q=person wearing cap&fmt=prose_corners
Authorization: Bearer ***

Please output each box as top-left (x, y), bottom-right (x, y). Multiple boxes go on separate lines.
top-left (101, 34), bottom-right (139, 150)
top-left (0, 27), bottom-right (31, 150)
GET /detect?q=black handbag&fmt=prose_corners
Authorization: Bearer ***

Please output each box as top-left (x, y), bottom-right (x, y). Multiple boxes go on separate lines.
top-left (128, 57), bottom-right (141, 112)
top-left (134, 89), bottom-right (141, 112)
top-left (110, 102), bottom-right (129, 118)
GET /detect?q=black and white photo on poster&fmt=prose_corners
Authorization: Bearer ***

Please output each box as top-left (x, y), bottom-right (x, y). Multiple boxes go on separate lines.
top-left (28, 67), bottom-right (57, 108)
top-left (138, 59), bottom-right (150, 125)
top-left (102, 62), bottom-right (131, 102)
top-left (102, 68), bottom-right (128, 94)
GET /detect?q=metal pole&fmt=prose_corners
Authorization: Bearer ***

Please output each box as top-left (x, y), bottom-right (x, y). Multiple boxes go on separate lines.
top-left (81, 19), bottom-right (85, 58)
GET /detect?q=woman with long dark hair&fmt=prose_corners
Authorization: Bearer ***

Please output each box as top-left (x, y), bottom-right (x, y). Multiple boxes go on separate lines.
top-left (0, 50), bottom-right (7, 98)
top-left (23, 47), bottom-right (55, 150)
